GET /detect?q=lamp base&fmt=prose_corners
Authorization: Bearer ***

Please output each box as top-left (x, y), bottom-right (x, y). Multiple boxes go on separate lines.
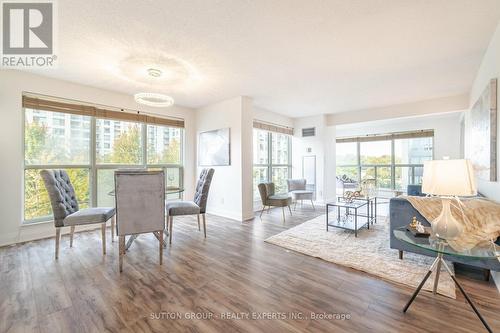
top-left (432, 197), bottom-right (463, 240)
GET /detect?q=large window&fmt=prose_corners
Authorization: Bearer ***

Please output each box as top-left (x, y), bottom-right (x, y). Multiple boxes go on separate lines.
top-left (24, 108), bottom-right (184, 223)
top-left (253, 129), bottom-right (292, 199)
top-left (336, 132), bottom-right (433, 192)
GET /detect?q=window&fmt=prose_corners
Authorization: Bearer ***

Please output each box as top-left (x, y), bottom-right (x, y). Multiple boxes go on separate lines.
top-left (253, 129), bottom-right (292, 200)
top-left (23, 107), bottom-right (184, 223)
top-left (96, 119), bottom-right (142, 164)
top-left (336, 132), bottom-right (433, 193)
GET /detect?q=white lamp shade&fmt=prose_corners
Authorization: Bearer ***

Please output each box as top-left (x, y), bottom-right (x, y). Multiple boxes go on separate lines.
top-left (421, 159), bottom-right (477, 196)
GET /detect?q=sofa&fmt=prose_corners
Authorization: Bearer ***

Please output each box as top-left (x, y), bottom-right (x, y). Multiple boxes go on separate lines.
top-left (390, 196), bottom-right (500, 273)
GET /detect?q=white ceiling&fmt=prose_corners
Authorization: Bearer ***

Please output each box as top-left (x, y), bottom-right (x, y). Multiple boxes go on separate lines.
top-left (29, 0), bottom-right (500, 117)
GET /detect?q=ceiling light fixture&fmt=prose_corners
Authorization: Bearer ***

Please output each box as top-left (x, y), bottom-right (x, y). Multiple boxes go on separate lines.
top-left (134, 92), bottom-right (174, 107)
top-left (134, 68), bottom-right (175, 107)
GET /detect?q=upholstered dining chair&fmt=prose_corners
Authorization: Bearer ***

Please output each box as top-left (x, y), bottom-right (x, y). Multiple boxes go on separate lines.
top-left (40, 169), bottom-right (115, 260)
top-left (287, 179), bottom-right (315, 210)
top-left (165, 168), bottom-right (215, 244)
top-left (115, 170), bottom-right (165, 272)
top-left (258, 182), bottom-right (292, 223)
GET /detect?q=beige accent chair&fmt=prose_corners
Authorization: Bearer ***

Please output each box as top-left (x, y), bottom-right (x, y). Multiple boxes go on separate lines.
top-left (287, 179), bottom-right (315, 210)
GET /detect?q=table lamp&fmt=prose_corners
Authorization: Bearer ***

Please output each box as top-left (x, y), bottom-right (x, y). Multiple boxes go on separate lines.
top-left (421, 159), bottom-right (477, 240)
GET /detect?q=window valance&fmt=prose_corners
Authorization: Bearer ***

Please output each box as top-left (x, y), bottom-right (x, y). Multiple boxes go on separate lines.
top-left (22, 95), bottom-right (185, 128)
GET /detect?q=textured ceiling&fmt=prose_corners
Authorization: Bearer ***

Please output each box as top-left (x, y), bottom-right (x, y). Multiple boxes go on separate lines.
top-left (27, 0), bottom-right (500, 117)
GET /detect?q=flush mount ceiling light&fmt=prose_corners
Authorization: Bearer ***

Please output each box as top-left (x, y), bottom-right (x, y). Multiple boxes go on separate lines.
top-left (133, 68), bottom-right (175, 107)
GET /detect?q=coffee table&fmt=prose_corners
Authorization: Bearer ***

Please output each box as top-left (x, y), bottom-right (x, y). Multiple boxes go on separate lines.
top-left (326, 199), bottom-right (369, 237)
top-left (394, 227), bottom-right (500, 333)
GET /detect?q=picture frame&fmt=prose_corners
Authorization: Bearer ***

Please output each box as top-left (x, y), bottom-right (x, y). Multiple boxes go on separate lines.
top-left (198, 128), bottom-right (231, 166)
top-left (467, 78), bottom-right (497, 181)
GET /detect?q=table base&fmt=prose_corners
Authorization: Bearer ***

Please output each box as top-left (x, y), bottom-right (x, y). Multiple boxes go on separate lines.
top-left (403, 252), bottom-right (492, 333)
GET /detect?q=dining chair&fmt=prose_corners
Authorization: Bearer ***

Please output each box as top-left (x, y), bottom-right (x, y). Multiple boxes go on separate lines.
top-left (165, 168), bottom-right (214, 244)
top-left (114, 170), bottom-right (165, 272)
top-left (40, 169), bottom-right (115, 260)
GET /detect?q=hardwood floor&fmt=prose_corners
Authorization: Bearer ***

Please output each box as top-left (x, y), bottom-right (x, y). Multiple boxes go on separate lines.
top-left (1, 207), bottom-right (499, 333)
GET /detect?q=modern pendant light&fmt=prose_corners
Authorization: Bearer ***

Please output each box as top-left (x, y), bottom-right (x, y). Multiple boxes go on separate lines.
top-left (134, 68), bottom-right (174, 108)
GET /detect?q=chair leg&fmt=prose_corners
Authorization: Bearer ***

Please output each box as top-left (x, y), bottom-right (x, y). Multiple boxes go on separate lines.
top-left (288, 205), bottom-right (292, 216)
top-left (202, 214), bottom-right (207, 238)
top-left (399, 250), bottom-right (404, 260)
top-left (111, 215), bottom-right (115, 242)
top-left (169, 216), bottom-right (173, 244)
top-left (55, 227), bottom-right (61, 260)
top-left (197, 214), bottom-right (201, 231)
top-left (101, 223), bottom-right (106, 255)
top-left (282, 207), bottom-right (286, 223)
top-left (311, 200), bottom-right (315, 210)
top-left (119, 236), bottom-right (125, 272)
top-left (69, 226), bottom-right (75, 248)
top-left (260, 206), bottom-right (266, 218)
top-left (158, 231), bottom-right (163, 265)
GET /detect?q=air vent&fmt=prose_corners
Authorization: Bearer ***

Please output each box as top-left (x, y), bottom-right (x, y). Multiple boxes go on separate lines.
top-left (302, 127), bottom-right (315, 137)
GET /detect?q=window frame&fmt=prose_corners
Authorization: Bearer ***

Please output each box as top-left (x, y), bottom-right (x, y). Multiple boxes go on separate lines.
top-left (253, 129), bottom-right (292, 199)
top-left (336, 135), bottom-right (434, 192)
top-left (22, 109), bottom-right (184, 224)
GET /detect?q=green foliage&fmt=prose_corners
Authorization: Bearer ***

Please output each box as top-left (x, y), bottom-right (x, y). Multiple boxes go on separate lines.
top-left (98, 125), bottom-right (142, 164)
top-left (148, 138), bottom-right (181, 164)
top-left (24, 122), bottom-right (47, 164)
top-left (24, 123), bottom-right (89, 220)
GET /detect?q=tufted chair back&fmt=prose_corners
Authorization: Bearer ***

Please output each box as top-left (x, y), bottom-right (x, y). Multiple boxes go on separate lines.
top-left (194, 168), bottom-right (215, 214)
top-left (287, 179), bottom-right (306, 192)
top-left (40, 169), bottom-right (79, 227)
top-left (258, 183), bottom-right (275, 205)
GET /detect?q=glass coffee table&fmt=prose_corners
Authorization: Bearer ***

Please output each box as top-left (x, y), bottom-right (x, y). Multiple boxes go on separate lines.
top-left (326, 199), bottom-right (370, 237)
top-left (394, 227), bottom-right (500, 333)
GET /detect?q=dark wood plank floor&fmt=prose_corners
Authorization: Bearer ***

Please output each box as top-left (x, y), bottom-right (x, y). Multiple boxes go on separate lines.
top-left (1, 207), bottom-right (499, 333)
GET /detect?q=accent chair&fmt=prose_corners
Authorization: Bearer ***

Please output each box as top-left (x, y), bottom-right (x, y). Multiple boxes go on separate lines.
top-left (287, 179), bottom-right (315, 210)
top-left (258, 182), bottom-right (292, 223)
top-left (165, 168), bottom-right (215, 244)
top-left (336, 174), bottom-right (358, 195)
top-left (40, 169), bottom-right (115, 260)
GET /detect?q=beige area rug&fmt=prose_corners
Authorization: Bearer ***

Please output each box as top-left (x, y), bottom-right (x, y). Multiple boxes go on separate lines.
top-left (265, 215), bottom-right (456, 299)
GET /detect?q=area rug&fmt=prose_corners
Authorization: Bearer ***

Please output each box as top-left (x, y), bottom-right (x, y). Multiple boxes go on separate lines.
top-left (265, 215), bottom-right (456, 299)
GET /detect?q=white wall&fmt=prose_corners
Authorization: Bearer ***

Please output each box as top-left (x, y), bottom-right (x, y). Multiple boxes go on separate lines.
top-left (292, 115), bottom-right (336, 204)
top-left (336, 112), bottom-right (464, 160)
top-left (253, 105), bottom-right (294, 128)
top-left (466, 22), bottom-right (500, 292)
top-left (0, 70), bottom-right (197, 246)
top-left (327, 94), bottom-right (468, 126)
top-left (195, 96), bottom-right (254, 221)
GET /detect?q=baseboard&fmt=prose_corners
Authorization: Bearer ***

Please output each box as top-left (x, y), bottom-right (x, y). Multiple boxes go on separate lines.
top-left (492, 271), bottom-right (500, 293)
top-left (206, 208), bottom-right (245, 222)
top-left (0, 222), bottom-right (106, 247)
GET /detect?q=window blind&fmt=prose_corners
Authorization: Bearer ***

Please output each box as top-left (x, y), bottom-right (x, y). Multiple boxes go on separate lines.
top-left (336, 129), bottom-right (434, 143)
top-left (22, 95), bottom-right (185, 128)
top-left (253, 120), bottom-right (293, 135)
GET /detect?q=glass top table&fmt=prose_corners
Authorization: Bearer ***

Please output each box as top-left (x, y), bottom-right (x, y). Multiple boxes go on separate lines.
top-left (326, 199), bottom-right (370, 237)
top-left (393, 227), bottom-right (499, 332)
top-left (108, 188), bottom-right (184, 196)
top-left (394, 227), bottom-right (500, 260)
